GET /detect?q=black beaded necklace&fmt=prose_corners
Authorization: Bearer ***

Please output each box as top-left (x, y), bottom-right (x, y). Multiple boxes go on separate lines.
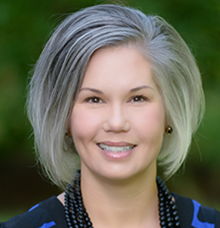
top-left (64, 170), bottom-right (180, 228)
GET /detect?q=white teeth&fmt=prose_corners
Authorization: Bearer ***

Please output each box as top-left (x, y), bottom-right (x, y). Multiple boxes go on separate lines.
top-left (99, 144), bottom-right (135, 153)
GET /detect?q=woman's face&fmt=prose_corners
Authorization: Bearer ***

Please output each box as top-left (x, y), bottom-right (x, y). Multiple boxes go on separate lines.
top-left (70, 46), bottom-right (165, 181)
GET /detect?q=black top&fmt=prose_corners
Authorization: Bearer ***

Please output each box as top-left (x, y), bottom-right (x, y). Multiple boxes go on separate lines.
top-left (1, 193), bottom-right (220, 228)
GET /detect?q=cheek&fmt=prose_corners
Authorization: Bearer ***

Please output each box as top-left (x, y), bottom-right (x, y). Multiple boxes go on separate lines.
top-left (70, 107), bottom-right (101, 142)
top-left (134, 104), bottom-right (165, 141)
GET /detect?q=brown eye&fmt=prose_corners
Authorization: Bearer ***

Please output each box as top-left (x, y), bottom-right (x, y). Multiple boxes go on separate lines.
top-left (86, 97), bottom-right (102, 103)
top-left (131, 95), bottom-right (147, 102)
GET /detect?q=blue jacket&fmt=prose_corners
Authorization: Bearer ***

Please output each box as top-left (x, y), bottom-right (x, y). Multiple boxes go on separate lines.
top-left (1, 193), bottom-right (220, 228)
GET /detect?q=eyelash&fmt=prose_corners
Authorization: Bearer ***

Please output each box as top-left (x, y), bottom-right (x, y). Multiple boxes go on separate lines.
top-left (130, 95), bottom-right (148, 102)
top-left (85, 96), bottom-right (103, 103)
top-left (84, 95), bottom-right (148, 103)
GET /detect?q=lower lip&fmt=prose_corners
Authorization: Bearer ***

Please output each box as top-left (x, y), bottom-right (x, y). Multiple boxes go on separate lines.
top-left (98, 145), bottom-right (135, 160)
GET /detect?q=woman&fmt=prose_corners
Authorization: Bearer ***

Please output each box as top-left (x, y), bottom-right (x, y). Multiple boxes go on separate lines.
top-left (1, 4), bottom-right (220, 228)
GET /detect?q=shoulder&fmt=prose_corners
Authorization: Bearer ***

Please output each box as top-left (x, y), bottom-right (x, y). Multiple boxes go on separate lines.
top-left (0, 196), bottom-right (68, 228)
top-left (172, 192), bottom-right (220, 228)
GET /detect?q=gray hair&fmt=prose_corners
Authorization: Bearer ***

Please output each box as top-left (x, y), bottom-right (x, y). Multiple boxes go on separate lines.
top-left (27, 4), bottom-right (205, 189)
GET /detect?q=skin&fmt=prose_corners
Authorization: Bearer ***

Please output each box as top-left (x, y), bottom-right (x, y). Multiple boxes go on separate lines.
top-left (59, 46), bottom-right (166, 228)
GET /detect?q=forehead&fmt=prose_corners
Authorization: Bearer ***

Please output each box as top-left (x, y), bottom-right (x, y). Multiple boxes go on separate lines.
top-left (81, 46), bottom-right (156, 89)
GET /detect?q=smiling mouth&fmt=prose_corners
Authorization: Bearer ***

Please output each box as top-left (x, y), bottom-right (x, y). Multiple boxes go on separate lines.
top-left (98, 143), bottom-right (136, 153)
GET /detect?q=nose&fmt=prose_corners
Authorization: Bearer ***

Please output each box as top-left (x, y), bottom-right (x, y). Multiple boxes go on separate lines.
top-left (103, 103), bottom-right (130, 133)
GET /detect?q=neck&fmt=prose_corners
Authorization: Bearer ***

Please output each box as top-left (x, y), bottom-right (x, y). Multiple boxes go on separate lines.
top-left (81, 165), bottom-right (160, 228)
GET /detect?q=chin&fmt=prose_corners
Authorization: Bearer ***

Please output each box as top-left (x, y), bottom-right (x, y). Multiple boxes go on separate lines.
top-left (92, 165), bottom-right (153, 183)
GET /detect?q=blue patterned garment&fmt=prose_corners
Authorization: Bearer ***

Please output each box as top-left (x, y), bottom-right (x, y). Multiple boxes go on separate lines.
top-left (0, 196), bottom-right (68, 228)
top-left (172, 193), bottom-right (220, 228)
top-left (0, 194), bottom-right (220, 227)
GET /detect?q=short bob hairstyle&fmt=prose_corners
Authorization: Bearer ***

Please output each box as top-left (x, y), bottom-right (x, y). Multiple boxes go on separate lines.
top-left (27, 4), bottom-right (205, 189)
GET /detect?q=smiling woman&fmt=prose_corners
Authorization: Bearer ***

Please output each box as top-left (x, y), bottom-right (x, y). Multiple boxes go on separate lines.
top-left (70, 46), bottom-right (165, 183)
top-left (1, 4), bottom-right (220, 228)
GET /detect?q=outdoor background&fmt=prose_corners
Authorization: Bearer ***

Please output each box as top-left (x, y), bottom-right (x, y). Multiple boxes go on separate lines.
top-left (0, 0), bottom-right (220, 221)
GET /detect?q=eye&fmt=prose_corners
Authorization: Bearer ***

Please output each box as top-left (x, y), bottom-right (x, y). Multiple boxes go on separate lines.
top-left (130, 95), bottom-right (148, 102)
top-left (85, 96), bottom-right (103, 103)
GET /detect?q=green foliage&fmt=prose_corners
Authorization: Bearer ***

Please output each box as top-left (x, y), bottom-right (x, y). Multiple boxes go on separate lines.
top-left (0, 210), bottom-right (24, 222)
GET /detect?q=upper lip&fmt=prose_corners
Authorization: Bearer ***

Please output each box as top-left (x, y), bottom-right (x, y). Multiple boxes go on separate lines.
top-left (97, 141), bottom-right (135, 147)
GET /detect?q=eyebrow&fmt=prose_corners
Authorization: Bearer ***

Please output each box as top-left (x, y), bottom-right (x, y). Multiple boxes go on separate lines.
top-left (79, 87), bottom-right (103, 94)
top-left (79, 85), bottom-right (154, 94)
top-left (130, 85), bottom-right (154, 92)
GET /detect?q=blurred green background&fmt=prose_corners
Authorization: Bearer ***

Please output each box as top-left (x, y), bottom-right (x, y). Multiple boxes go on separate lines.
top-left (0, 0), bottom-right (220, 221)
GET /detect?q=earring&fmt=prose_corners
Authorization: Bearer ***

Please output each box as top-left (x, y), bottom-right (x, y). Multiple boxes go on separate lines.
top-left (165, 126), bottom-right (173, 135)
top-left (65, 130), bottom-right (71, 137)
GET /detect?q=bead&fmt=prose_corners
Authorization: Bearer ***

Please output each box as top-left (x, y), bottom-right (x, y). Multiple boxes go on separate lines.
top-left (78, 203), bottom-right (84, 208)
top-left (87, 221), bottom-right (93, 226)
top-left (169, 200), bottom-right (174, 205)
top-left (78, 220), bottom-right (84, 225)
top-left (159, 202), bottom-right (165, 207)
top-left (167, 222), bottom-right (173, 227)
top-left (85, 216), bottom-right (90, 222)
top-left (159, 192), bottom-right (163, 197)
top-left (73, 219), bottom-right (78, 224)
top-left (167, 195), bottom-right (172, 200)
top-left (78, 214), bottom-right (83, 219)
top-left (174, 215), bottom-right (179, 221)
top-left (71, 214), bottom-right (77, 220)
top-left (167, 217), bottom-right (173, 222)
top-left (166, 208), bottom-right (171, 213)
